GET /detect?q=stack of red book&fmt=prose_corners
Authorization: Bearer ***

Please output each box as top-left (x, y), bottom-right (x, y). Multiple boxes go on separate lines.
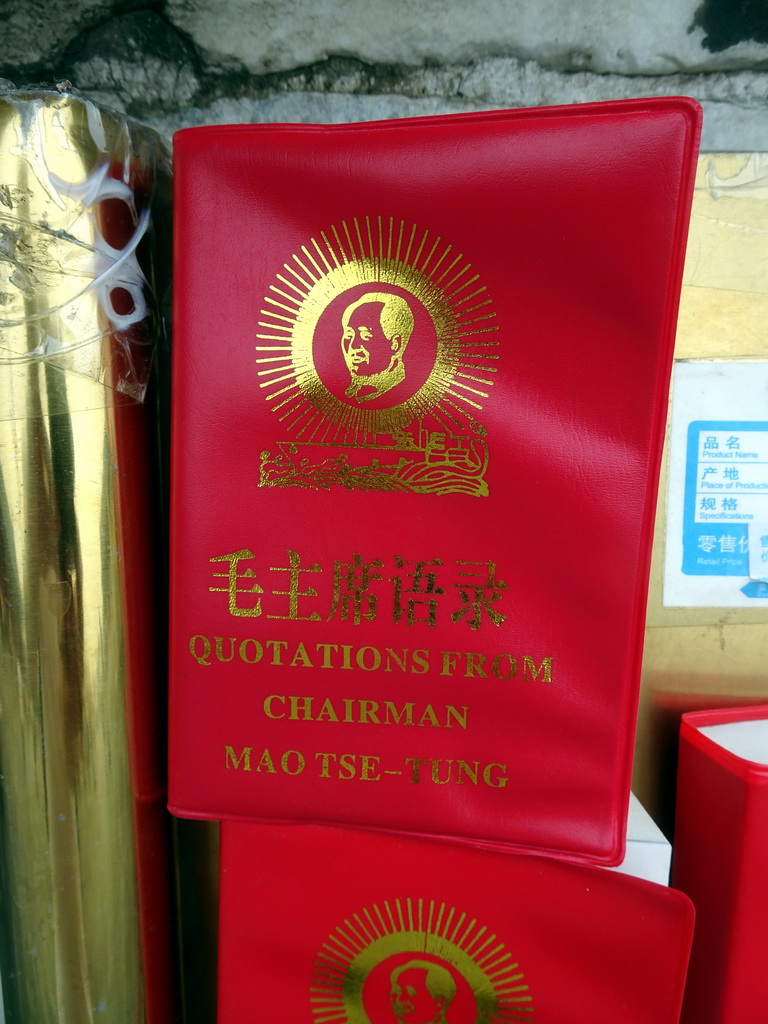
top-left (169, 97), bottom-right (701, 1021)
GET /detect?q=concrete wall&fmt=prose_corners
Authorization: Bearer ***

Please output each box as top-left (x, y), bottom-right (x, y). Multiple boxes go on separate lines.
top-left (3, 1), bottom-right (768, 149)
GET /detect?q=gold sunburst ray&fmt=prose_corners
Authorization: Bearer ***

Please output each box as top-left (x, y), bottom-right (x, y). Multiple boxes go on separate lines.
top-left (419, 235), bottom-right (441, 274)
top-left (259, 339), bottom-right (294, 352)
top-left (428, 242), bottom-right (453, 280)
top-left (456, 371), bottom-right (495, 388)
top-left (452, 284), bottom-right (485, 307)
top-left (274, 391), bottom-right (306, 416)
top-left (257, 316), bottom-right (294, 331)
top-left (260, 369), bottom-right (299, 390)
top-left (435, 251), bottom-right (462, 284)
top-left (268, 286), bottom-right (302, 309)
top-left (255, 331), bottom-right (293, 342)
top-left (444, 388), bottom-right (483, 410)
top-left (277, 270), bottom-right (310, 296)
top-left (301, 245), bottom-right (325, 278)
top-left (461, 297), bottom-right (493, 315)
top-left (346, 217), bottom-right (362, 261)
top-left (442, 262), bottom-right (473, 291)
top-left (292, 252), bottom-right (321, 285)
top-left (320, 231), bottom-right (342, 269)
top-left (457, 313), bottom-right (498, 331)
top-left (456, 917), bottom-right (480, 949)
top-left (331, 223), bottom-right (350, 265)
top-left (310, 236), bottom-right (334, 274)
top-left (294, 412), bottom-right (322, 439)
top-left (257, 365), bottom-right (298, 380)
top-left (486, 952), bottom-right (515, 973)
top-left (326, 932), bottom-right (360, 961)
top-left (339, 220), bottom-right (355, 261)
top-left (476, 942), bottom-right (506, 969)
top-left (313, 960), bottom-right (348, 981)
top-left (264, 383), bottom-right (301, 407)
top-left (341, 918), bottom-right (371, 955)
top-left (452, 380), bottom-right (490, 398)
top-left (446, 272), bottom-right (480, 298)
top-left (401, 221), bottom-right (417, 265)
top-left (457, 326), bottom-right (499, 340)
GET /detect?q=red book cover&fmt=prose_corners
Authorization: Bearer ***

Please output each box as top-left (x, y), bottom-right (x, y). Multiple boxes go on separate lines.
top-left (169, 98), bottom-right (701, 864)
top-left (217, 821), bottom-right (694, 1023)
top-left (672, 705), bottom-right (768, 1024)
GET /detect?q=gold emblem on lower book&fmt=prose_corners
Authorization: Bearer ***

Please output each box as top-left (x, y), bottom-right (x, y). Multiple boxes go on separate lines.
top-left (256, 217), bottom-right (498, 496)
top-left (310, 897), bottom-right (532, 1023)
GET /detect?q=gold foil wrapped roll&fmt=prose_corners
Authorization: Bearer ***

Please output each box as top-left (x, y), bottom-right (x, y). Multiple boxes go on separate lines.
top-left (0, 87), bottom-right (174, 1023)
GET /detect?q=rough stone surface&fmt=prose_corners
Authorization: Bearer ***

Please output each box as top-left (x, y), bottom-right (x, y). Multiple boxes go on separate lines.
top-left (2, 0), bottom-right (123, 71)
top-left (165, 0), bottom-right (768, 75)
top-left (68, 11), bottom-right (200, 116)
top-left (145, 56), bottom-right (768, 152)
top-left (1, 0), bottom-right (767, 152)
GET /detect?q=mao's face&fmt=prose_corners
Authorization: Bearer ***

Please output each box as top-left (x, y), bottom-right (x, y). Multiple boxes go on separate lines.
top-left (390, 968), bottom-right (443, 1024)
top-left (341, 302), bottom-right (394, 377)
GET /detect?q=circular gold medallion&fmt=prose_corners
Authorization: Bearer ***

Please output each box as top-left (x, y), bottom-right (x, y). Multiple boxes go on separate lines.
top-left (311, 897), bottom-right (533, 1024)
top-left (256, 217), bottom-right (498, 496)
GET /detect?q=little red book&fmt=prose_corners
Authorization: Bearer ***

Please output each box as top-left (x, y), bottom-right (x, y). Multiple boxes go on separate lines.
top-left (217, 821), bottom-right (694, 1023)
top-left (169, 98), bottom-right (701, 864)
top-left (672, 705), bottom-right (768, 1024)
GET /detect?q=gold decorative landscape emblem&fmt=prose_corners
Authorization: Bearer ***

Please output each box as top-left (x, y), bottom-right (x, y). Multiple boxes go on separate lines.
top-left (256, 217), bottom-right (498, 496)
top-left (310, 897), bottom-right (533, 1023)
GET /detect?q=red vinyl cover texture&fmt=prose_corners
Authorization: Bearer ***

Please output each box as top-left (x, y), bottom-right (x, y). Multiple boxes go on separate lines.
top-left (217, 821), bottom-right (694, 1024)
top-left (169, 98), bottom-right (702, 864)
top-left (672, 705), bottom-right (768, 1024)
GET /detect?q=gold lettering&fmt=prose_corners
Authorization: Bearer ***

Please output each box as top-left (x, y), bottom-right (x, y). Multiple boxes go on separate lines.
top-left (405, 756), bottom-right (426, 782)
top-left (316, 698), bottom-right (340, 723)
top-left (464, 652), bottom-right (487, 678)
top-left (417, 704), bottom-right (440, 728)
top-left (338, 753), bottom-right (356, 780)
top-left (360, 755), bottom-right (381, 781)
top-left (406, 757), bottom-right (506, 787)
top-left (214, 636), bottom-right (236, 663)
top-left (263, 695), bottom-right (285, 719)
top-left (315, 751), bottom-right (336, 777)
top-left (358, 699), bottom-right (380, 724)
top-left (440, 650), bottom-right (460, 676)
top-left (190, 634), bottom-right (212, 666)
top-left (256, 749), bottom-right (276, 773)
top-left (224, 745), bottom-right (252, 770)
top-left (340, 645), bottom-right (353, 670)
top-left (457, 760), bottom-right (479, 784)
top-left (355, 645), bottom-right (381, 671)
top-left (491, 654), bottom-right (517, 680)
top-left (239, 638), bottom-right (263, 664)
top-left (431, 759), bottom-right (453, 784)
top-left (445, 705), bottom-right (468, 729)
top-left (383, 701), bottom-right (414, 726)
top-left (280, 750), bottom-right (305, 775)
top-left (412, 649), bottom-right (430, 674)
top-left (316, 643), bottom-right (338, 668)
top-left (523, 656), bottom-right (552, 683)
top-left (290, 642), bottom-right (313, 668)
top-left (265, 639), bottom-right (288, 665)
top-left (288, 695), bottom-right (313, 720)
top-left (483, 762), bottom-right (508, 788)
top-left (383, 647), bottom-right (407, 672)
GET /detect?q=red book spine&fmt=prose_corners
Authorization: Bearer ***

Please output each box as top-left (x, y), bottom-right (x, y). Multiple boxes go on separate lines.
top-left (672, 705), bottom-right (768, 1024)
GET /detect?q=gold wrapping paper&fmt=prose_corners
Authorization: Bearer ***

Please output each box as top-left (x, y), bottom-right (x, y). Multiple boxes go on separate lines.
top-left (0, 88), bottom-right (173, 1023)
